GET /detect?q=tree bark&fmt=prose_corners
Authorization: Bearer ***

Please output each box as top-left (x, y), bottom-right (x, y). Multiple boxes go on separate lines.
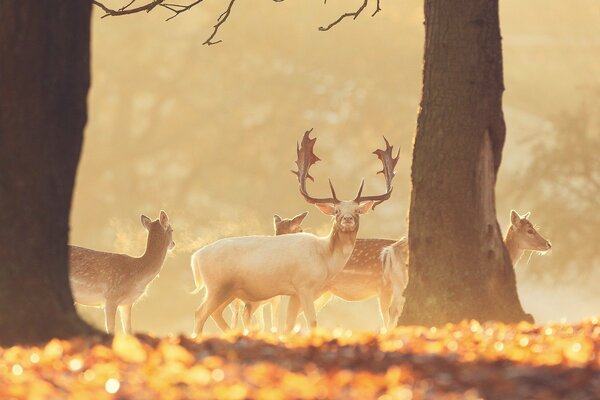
top-left (0, 1), bottom-right (94, 345)
top-left (399, 0), bottom-right (532, 325)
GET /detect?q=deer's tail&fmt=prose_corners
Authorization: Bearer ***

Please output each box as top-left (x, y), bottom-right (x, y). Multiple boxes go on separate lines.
top-left (190, 251), bottom-right (205, 294)
top-left (380, 246), bottom-right (395, 287)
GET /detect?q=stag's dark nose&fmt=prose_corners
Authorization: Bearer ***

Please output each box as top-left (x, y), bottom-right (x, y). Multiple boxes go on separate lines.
top-left (342, 216), bottom-right (354, 224)
top-left (546, 241), bottom-right (552, 249)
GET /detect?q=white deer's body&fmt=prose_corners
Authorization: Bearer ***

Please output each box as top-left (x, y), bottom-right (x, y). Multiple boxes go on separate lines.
top-left (70, 211), bottom-right (175, 334)
top-left (191, 215), bottom-right (361, 335)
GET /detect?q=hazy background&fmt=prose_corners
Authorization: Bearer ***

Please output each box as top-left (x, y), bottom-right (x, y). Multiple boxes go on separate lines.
top-left (72, 0), bottom-right (600, 335)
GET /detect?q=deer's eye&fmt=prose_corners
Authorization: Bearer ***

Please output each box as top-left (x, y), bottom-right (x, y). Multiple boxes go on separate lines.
top-left (527, 229), bottom-right (534, 235)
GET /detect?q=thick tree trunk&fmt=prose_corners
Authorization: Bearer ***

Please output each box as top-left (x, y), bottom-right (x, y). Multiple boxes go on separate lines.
top-left (0, 1), bottom-right (94, 345)
top-left (399, 0), bottom-right (532, 325)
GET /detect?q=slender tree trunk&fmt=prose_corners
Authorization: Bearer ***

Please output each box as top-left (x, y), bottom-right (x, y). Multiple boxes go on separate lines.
top-left (0, 1), bottom-right (94, 345)
top-left (399, 0), bottom-right (532, 325)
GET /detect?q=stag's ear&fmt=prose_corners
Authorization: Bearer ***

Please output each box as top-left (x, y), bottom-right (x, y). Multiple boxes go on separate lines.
top-left (315, 203), bottom-right (337, 216)
top-left (357, 201), bottom-right (374, 214)
top-left (273, 214), bottom-right (282, 225)
top-left (292, 211), bottom-right (309, 224)
top-left (141, 215), bottom-right (152, 230)
top-left (159, 210), bottom-right (169, 229)
top-left (510, 210), bottom-right (520, 227)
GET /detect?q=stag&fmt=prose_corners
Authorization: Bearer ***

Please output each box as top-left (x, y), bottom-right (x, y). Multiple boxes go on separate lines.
top-left (190, 130), bottom-right (398, 335)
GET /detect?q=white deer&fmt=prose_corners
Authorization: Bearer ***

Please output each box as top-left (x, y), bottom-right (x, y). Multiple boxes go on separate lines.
top-left (230, 212), bottom-right (309, 331)
top-left (190, 130), bottom-right (399, 336)
top-left (381, 210), bottom-right (552, 328)
top-left (69, 210), bottom-right (175, 334)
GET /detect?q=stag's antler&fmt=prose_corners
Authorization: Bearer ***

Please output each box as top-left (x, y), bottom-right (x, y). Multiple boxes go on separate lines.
top-left (292, 129), bottom-right (340, 204)
top-left (354, 136), bottom-right (400, 209)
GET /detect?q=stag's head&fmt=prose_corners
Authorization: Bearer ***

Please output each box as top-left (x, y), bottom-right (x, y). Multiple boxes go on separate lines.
top-left (509, 210), bottom-right (551, 252)
top-left (273, 212), bottom-right (308, 235)
top-left (141, 210), bottom-right (175, 250)
top-left (292, 130), bottom-right (399, 233)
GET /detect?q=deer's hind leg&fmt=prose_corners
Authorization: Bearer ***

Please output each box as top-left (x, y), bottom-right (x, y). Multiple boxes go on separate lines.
top-left (118, 304), bottom-right (132, 334)
top-left (193, 286), bottom-right (233, 337)
top-left (104, 299), bottom-right (118, 334)
top-left (211, 300), bottom-right (233, 332)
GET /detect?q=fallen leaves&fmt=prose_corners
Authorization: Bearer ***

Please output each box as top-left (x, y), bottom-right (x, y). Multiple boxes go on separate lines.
top-left (1, 318), bottom-right (600, 399)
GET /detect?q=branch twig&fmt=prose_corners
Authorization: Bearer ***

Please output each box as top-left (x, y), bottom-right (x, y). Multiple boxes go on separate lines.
top-left (319, 0), bottom-right (376, 31)
top-left (203, 0), bottom-right (237, 46)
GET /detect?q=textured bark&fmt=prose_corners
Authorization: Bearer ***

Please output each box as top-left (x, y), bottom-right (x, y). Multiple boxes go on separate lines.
top-left (399, 0), bottom-right (532, 325)
top-left (0, 1), bottom-right (94, 345)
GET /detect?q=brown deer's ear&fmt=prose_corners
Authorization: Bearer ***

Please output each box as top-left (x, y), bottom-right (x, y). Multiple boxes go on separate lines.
top-left (510, 210), bottom-right (520, 227)
top-left (141, 215), bottom-right (152, 230)
top-left (315, 203), bottom-right (336, 216)
top-left (159, 210), bottom-right (169, 229)
top-left (357, 201), bottom-right (374, 214)
top-left (273, 214), bottom-right (282, 225)
top-left (291, 211), bottom-right (308, 224)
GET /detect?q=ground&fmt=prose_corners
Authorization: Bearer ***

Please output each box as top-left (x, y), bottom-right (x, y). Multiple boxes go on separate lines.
top-left (1, 320), bottom-right (599, 399)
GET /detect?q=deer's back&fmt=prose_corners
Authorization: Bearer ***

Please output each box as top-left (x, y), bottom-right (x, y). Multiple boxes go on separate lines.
top-left (69, 245), bottom-right (140, 305)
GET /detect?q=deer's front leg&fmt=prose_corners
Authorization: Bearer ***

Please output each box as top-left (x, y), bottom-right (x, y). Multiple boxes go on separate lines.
top-left (298, 289), bottom-right (317, 329)
top-left (104, 300), bottom-right (118, 334)
top-left (286, 295), bottom-right (301, 332)
top-left (118, 304), bottom-right (132, 334)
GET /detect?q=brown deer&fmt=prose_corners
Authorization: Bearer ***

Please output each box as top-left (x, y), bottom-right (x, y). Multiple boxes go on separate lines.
top-left (190, 131), bottom-right (398, 335)
top-left (69, 210), bottom-right (175, 334)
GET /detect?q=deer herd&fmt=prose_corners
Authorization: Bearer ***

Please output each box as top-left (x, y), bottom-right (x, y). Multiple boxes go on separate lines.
top-left (68, 131), bottom-right (552, 336)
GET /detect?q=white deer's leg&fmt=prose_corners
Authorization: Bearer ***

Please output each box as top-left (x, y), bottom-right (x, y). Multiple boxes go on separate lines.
top-left (270, 297), bottom-right (281, 332)
top-left (211, 300), bottom-right (232, 332)
top-left (378, 289), bottom-right (392, 329)
top-left (118, 304), bottom-right (132, 334)
top-left (104, 300), bottom-right (118, 334)
top-left (314, 291), bottom-right (333, 313)
top-left (193, 289), bottom-right (231, 337)
top-left (230, 299), bottom-right (241, 329)
top-left (243, 302), bottom-right (257, 329)
top-left (286, 295), bottom-right (301, 332)
top-left (298, 289), bottom-right (317, 329)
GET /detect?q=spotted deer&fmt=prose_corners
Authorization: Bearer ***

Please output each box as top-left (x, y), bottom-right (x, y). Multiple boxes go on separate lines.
top-left (230, 212), bottom-right (309, 331)
top-left (190, 131), bottom-right (398, 336)
top-left (381, 210), bottom-right (552, 328)
top-left (69, 210), bottom-right (175, 334)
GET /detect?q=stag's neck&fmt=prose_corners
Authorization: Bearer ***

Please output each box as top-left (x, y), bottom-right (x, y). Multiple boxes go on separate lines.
top-left (504, 228), bottom-right (523, 266)
top-left (326, 223), bottom-right (358, 274)
top-left (140, 232), bottom-right (169, 276)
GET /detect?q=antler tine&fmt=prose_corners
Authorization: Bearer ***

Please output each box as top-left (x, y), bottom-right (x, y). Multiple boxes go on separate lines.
top-left (328, 178), bottom-right (340, 202)
top-left (355, 136), bottom-right (400, 209)
top-left (354, 178), bottom-right (365, 201)
top-left (291, 129), bottom-right (340, 205)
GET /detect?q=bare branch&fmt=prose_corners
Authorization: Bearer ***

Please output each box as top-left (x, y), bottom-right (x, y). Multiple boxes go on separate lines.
top-left (203, 0), bottom-right (237, 46)
top-left (161, 0), bottom-right (205, 21)
top-left (372, 0), bottom-right (381, 17)
top-left (92, 0), bottom-right (165, 18)
top-left (319, 0), bottom-right (370, 31)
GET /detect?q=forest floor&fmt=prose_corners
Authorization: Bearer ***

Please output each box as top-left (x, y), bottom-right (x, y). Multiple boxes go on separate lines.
top-left (1, 319), bottom-right (599, 399)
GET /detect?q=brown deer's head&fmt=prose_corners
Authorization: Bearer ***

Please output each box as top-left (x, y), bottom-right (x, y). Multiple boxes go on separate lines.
top-left (273, 212), bottom-right (308, 235)
top-left (141, 210), bottom-right (175, 250)
top-left (509, 210), bottom-right (551, 252)
top-left (292, 130), bottom-right (399, 233)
